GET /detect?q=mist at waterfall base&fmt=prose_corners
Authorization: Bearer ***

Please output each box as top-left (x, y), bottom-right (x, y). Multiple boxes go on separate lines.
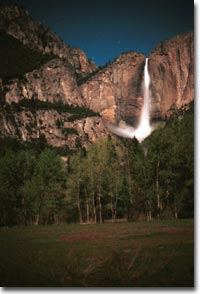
top-left (106, 58), bottom-right (153, 143)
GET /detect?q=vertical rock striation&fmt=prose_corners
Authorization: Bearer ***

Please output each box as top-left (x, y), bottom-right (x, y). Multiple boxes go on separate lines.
top-left (4, 58), bottom-right (83, 106)
top-left (0, 3), bottom-right (194, 146)
top-left (149, 32), bottom-right (194, 120)
top-left (80, 52), bottom-right (146, 127)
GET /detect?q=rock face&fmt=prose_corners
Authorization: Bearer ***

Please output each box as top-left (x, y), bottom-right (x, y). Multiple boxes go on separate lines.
top-left (0, 3), bottom-right (97, 77)
top-left (0, 3), bottom-right (194, 148)
top-left (149, 32), bottom-right (194, 119)
top-left (80, 52), bottom-right (146, 127)
top-left (4, 58), bottom-right (83, 106)
top-left (0, 107), bottom-right (109, 149)
top-left (0, 3), bottom-right (110, 150)
top-left (80, 32), bottom-right (194, 126)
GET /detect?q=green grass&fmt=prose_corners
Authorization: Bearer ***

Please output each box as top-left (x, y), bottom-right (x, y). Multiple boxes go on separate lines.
top-left (0, 219), bottom-right (194, 287)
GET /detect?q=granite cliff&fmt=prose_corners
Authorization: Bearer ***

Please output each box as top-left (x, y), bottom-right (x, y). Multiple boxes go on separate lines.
top-left (0, 3), bottom-right (97, 77)
top-left (0, 3), bottom-right (194, 149)
top-left (149, 32), bottom-right (194, 120)
top-left (4, 58), bottom-right (83, 105)
top-left (80, 52), bottom-right (146, 126)
top-left (0, 102), bottom-right (108, 150)
top-left (80, 32), bottom-right (194, 127)
top-left (0, 3), bottom-right (108, 150)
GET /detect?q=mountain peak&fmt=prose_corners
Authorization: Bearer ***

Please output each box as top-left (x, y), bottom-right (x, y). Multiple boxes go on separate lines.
top-left (0, 2), bottom-right (29, 21)
top-left (0, 2), bottom-right (97, 77)
top-left (0, 3), bottom-right (194, 150)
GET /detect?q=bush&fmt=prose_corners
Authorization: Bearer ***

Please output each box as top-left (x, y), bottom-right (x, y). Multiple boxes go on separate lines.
top-left (62, 128), bottom-right (78, 135)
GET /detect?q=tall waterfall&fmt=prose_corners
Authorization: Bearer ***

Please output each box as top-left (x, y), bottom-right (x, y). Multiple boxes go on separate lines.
top-left (134, 57), bottom-right (152, 142)
top-left (105, 57), bottom-right (152, 142)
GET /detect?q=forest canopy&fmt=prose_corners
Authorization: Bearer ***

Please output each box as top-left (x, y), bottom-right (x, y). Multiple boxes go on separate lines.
top-left (0, 104), bottom-right (194, 226)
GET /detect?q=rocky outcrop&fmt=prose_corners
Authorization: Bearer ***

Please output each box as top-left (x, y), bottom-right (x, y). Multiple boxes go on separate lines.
top-left (0, 3), bottom-right (107, 149)
top-left (0, 3), bottom-right (194, 147)
top-left (0, 108), bottom-right (109, 149)
top-left (4, 58), bottom-right (83, 106)
top-left (80, 52), bottom-right (146, 127)
top-left (0, 3), bottom-right (97, 77)
top-left (80, 32), bottom-right (194, 127)
top-left (69, 48), bottom-right (97, 77)
top-left (149, 32), bottom-right (194, 119)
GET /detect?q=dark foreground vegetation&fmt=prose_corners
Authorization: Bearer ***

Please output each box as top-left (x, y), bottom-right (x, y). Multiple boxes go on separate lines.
top-left (0, 219), bottom-right (194, 287)
top-left (0, 103), bottom-right (194, 226)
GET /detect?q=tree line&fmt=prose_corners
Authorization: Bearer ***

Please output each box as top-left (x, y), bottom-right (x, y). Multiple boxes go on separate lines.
top-left (0, 105), bottom-right (194, 226)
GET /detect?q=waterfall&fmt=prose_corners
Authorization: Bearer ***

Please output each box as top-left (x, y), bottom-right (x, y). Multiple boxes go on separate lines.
top-left (134, 57), bottom-right (152, 142)
top-left (105, 57), bottom-right (152, 142)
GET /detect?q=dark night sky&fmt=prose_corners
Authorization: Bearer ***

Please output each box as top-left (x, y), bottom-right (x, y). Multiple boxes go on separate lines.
top-left (3, 0), bottom-right (194, 65)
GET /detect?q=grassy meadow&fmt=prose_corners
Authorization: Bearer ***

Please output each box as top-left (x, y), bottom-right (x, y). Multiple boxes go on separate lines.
top-left (0, 219), bottom-right (194, 287)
